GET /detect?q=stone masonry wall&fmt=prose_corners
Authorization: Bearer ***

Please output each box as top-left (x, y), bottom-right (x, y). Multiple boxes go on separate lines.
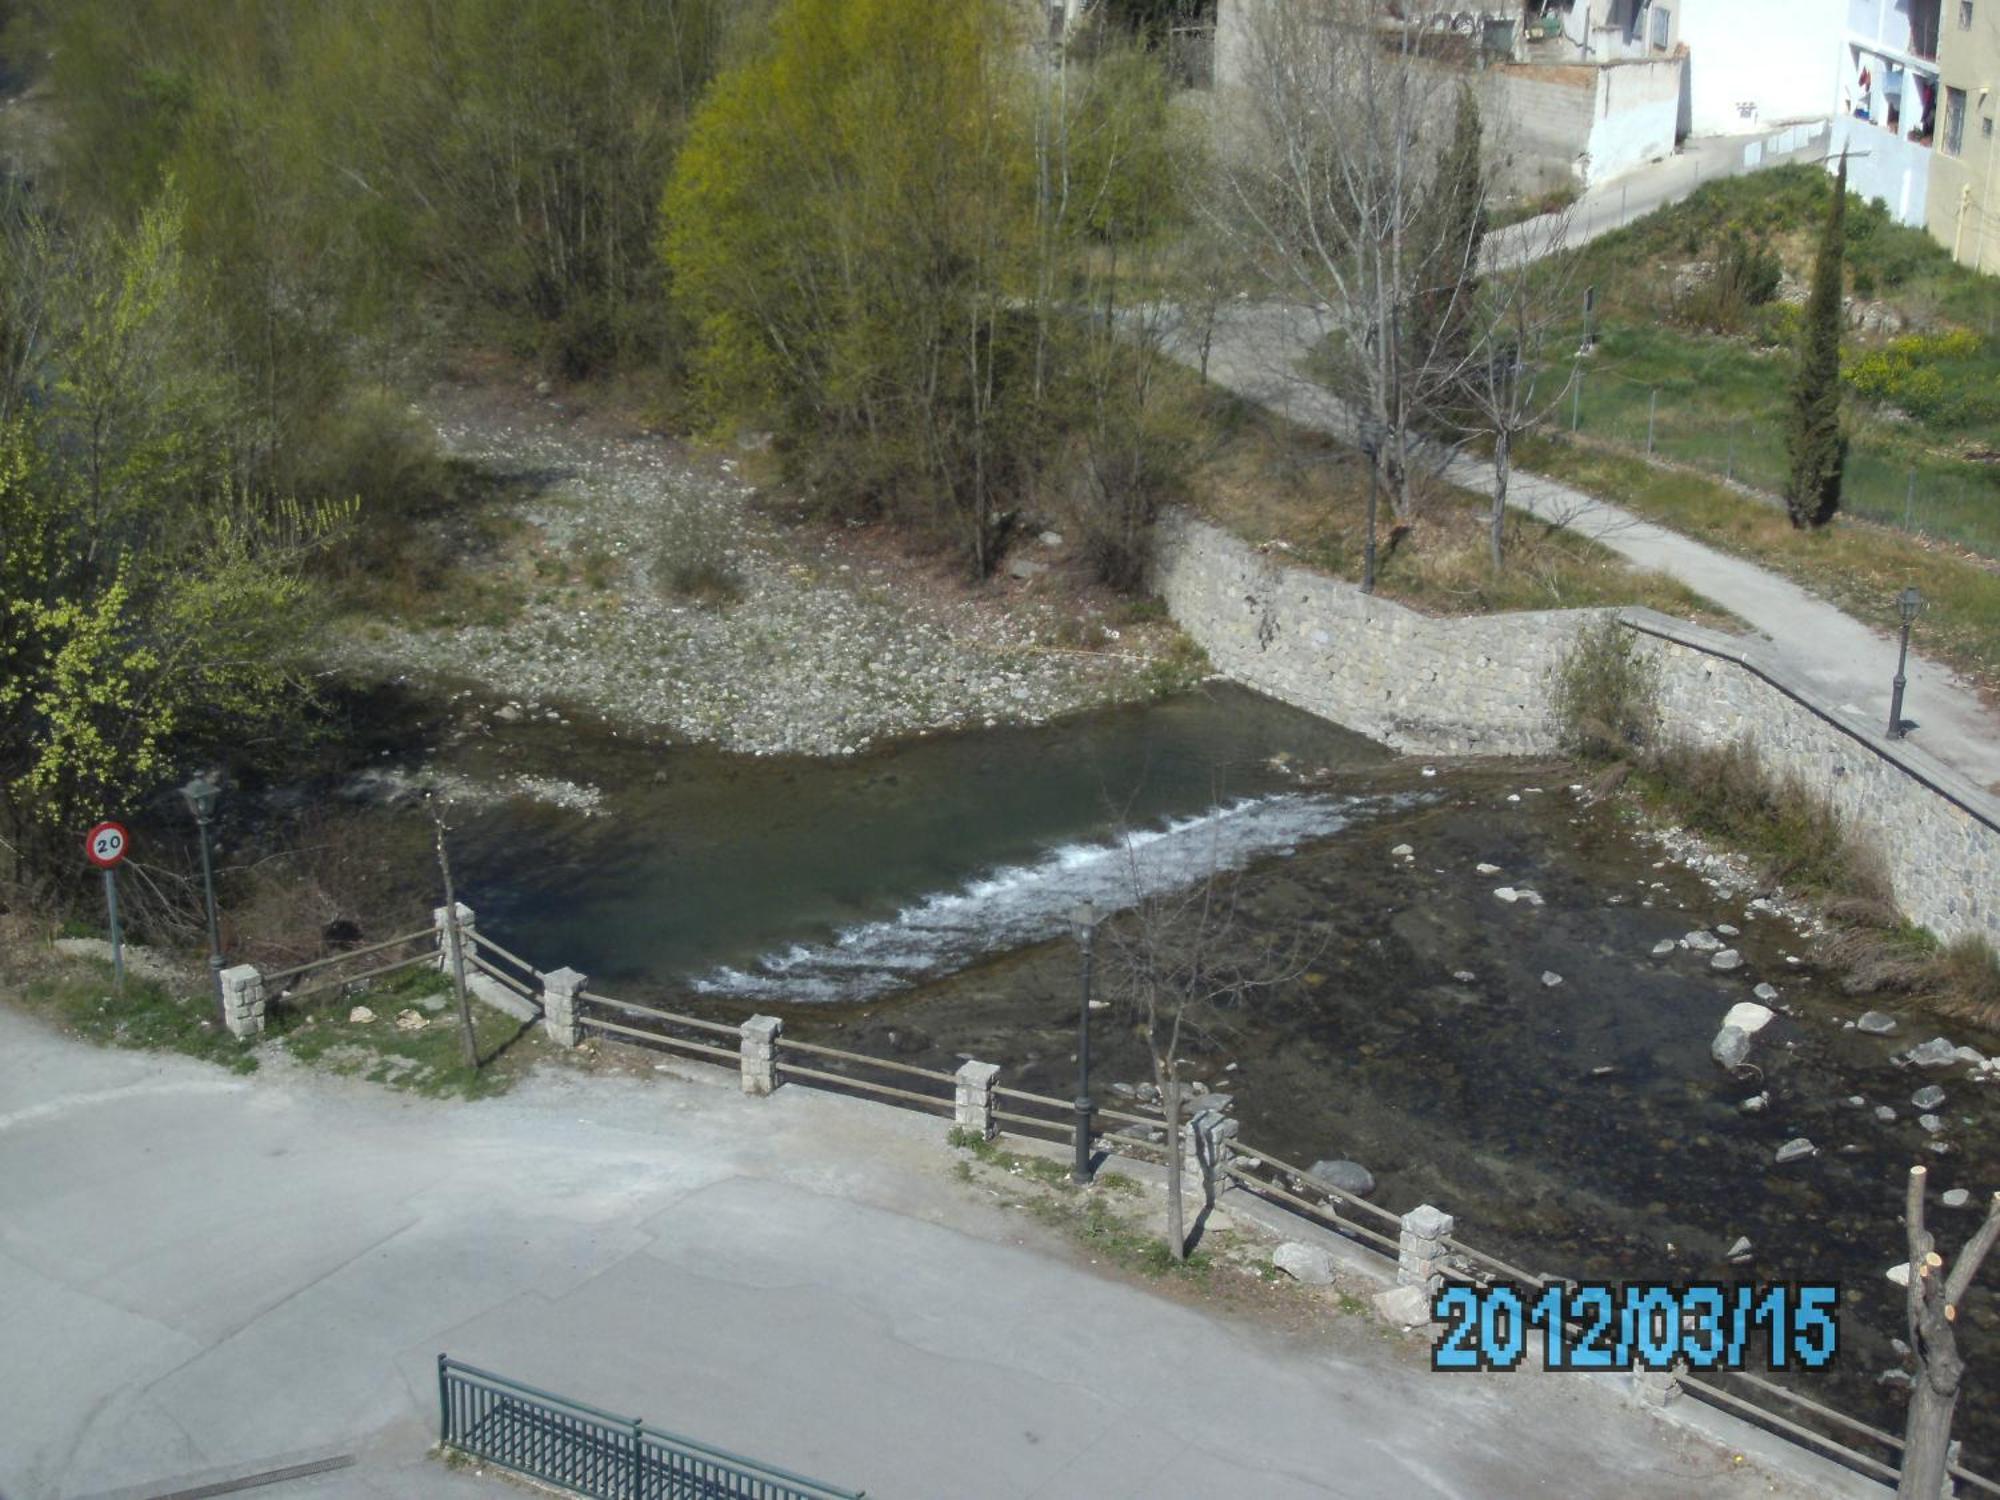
top-left (1153, 513), bottom-right (2000, 948)
top-left (1151, 512), bottom-right (1598, 756)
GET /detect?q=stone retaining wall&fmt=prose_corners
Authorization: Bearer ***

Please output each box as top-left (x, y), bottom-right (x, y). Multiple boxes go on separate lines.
top-left (1153, 513), bottom-right (2000, 948)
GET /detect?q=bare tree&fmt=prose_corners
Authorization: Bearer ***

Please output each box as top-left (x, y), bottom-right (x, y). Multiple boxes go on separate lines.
top-left (1096, 838), bottom-right (1313, 1261)
top-left (1898, 1165), bottom-right (2000, 1500)
top-left (1459, 214), bottom-right (1579, 572)
top-left (1208, 0), bottom-right (1488, 542)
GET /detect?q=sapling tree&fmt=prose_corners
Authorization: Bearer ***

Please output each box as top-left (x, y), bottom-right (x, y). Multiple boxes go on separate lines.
top-left (1097, 838), bottom-right (1312, 1260)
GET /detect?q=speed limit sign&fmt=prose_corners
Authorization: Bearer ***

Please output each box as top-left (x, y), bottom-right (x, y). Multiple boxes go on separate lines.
top-left (84, 821), bottom-right (130, 870)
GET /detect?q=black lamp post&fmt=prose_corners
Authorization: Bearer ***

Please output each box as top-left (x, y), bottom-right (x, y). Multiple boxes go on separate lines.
top-left (1070, 900), bottom-right (1098, 1186)
top-left (181, 773), bottom-right (226, 1017)
top-left (1888, 586), bottom-right (1921, 739)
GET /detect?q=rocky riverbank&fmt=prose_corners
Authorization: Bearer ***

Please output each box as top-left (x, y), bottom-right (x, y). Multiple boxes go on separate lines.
top-left (333, 380), bottom-right (1185, 757)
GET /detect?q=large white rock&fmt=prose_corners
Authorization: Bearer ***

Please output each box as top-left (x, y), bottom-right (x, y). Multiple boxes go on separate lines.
top-left (1373, 1284), bottom-right (1434, 1327)
top-left (1711, 1027), bottom-right (1751, 1070)
top-left (1273, 1242), bottom-right (1335, 1286)
top-left (1683, 930), bottom-right (1723, 953)
top-left (1722, 1002), bottom-right (1775, 1036)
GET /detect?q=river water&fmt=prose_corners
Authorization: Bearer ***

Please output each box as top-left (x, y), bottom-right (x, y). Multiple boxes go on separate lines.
top-left (413, 681), bottom-right (1996, 1466)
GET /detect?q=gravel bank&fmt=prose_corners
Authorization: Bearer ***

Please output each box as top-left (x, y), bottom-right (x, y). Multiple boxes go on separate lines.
top-left (334, 384), bottom-right (1171, 756)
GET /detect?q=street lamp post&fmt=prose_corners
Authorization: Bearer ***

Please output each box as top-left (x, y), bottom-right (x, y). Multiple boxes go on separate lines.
top-left (1070, 900), bottom-right (1098, 1186)
top-left (1888, 587), bottom-right (1921, 739)
top-left (181, 773), bottom-right (226, 1019)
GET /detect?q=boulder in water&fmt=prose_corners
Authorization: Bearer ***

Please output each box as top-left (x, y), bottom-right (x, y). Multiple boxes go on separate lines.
top-left (1722, 1002), bottom-right (1774, 1035)
top-left (1683, 930), bottom-right (1723, 953)
top-left (1775, 1138), bottom-right (1815, 1164)
top-left (1912, 1084), bottom-right (1946, 1110)
top-left (1907, 1037), bottom-right (1959, 1067)
top-left (1710, 949), bottom-right (1743, 971)
top-left (1711, 1026), bottom-right (1751, 1071)
top-left (1856, 1011), bottom-right (1900, 1035)
top-left (1650, 939), bottom-right (1677, 956)
top-left (1307, 1159), bottom-right (1376, 1198)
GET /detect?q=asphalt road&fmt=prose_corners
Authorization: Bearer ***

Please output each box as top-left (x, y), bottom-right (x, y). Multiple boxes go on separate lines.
top-left (0, 1004), bottom-right (1880, 1500)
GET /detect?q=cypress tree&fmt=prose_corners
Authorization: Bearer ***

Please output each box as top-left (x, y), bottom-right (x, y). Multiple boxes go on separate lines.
top-left (1785, 152), bottom-right (1849, 529)
top-left (1412, 86), bottom-right (1486, 400)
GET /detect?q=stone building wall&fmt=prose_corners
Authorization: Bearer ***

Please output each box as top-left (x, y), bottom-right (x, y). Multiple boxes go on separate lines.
top-left (1153, 512), bottom-right (2000, 947)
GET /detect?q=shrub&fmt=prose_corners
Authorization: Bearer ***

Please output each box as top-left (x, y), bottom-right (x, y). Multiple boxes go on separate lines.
top-left (1551, 618), bottom-right (1659, 762)
top-left (651, 496), bottom-right (743, 607)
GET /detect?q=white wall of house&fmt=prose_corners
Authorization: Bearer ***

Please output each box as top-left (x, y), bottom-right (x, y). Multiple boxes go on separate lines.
top-left (1679, 0), bottom-right (1844, 135)
top-left (1584, 57), bottom-right (1683, 179)
top-left (1832, 112), bottom-right (1934, 222)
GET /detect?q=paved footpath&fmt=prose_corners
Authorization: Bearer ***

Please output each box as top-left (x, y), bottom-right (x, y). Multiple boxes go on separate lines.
top-left (1163, 300), bottom-right (2000, 793)
top-left (0, 1007), bottom-right (1874, 1500)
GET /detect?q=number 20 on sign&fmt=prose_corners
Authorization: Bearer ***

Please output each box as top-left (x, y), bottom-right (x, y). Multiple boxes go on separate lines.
top-left (84, 820), bottom-right (131, 988)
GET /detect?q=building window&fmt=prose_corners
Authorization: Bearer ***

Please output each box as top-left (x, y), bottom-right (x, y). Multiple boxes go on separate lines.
top-left (1944, 87), bottom-right (1967, 154)
top-left (1961, 1), bottom-right (1974, 28)
top-left (1650, 5), bottom-right (1670, 49)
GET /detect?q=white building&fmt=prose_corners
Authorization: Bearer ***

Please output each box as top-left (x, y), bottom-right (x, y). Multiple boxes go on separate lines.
top-left (1678, 0), bottom-right (1846, 136)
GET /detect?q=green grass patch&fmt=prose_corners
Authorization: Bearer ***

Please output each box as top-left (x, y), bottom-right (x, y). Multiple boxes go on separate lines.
top-left (265, 966), bottom-right (538, 1098)
top-left (16, 962), bottom-right (259, 1073)
top-left (1545, 164), bottom-right (2000, 558)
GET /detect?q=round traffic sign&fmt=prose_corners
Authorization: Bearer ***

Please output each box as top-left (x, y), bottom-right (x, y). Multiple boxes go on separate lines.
top-left (84, 821), bottom-right (130, 870)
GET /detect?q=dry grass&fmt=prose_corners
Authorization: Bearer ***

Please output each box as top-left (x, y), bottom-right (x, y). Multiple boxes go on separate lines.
top-left (1191, 404), bottom-right (1731, 623)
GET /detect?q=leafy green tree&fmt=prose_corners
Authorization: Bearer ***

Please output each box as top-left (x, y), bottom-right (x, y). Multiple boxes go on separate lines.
top-left (665, 0), bottom-right (1031, 575)
top-left (1786, 153), bottom-right (1849, 529)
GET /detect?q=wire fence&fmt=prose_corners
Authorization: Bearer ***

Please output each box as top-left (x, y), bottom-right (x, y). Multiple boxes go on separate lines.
top-left (1560, 354), bottom-right (2000, 557)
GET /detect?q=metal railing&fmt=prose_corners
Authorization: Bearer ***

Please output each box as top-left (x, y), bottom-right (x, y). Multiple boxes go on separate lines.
top-left (260, 925), bottom-right (437, 1002)
top-left (521, 960), bottom-right (2000, 1496)
top-left (438, 1356), bottom-right (864, 1500)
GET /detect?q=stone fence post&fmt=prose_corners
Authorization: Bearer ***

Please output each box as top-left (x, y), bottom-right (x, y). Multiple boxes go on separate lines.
top-left (542, 967), bottom-right (585, 1048)
top-left (1397, 1204), bottom-right (1455, 1292)
top-left (740, 1015), bottom-right (782, 1096)
top-left (433, 902), bottom-right (477, 975)
top-left (954, 1061), bottom-right (1000, 1140)
top-left (220, 964), bottom-right (265, 1039)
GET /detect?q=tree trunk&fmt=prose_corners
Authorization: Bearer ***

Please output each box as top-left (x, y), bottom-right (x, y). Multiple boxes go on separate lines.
top-left (1160, 1069), bottom-right (1186, 1261)
top-left (1899, 1372), bottom-right (1959, 1500)
top-left (1490, 425), bottom-right (1509, 573)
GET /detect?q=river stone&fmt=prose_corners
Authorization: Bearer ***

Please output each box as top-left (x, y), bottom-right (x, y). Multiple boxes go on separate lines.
top-left (1390, 843), bottom-right (1414, 857)
top-left (1726, 1236), bottom-right (1753, 1262)
top-left (1740, 1092), bottom-right (1769, 1114)
top-left (1856, 1011), bottom-right (1900, 1035)
top-left (1650, 939), bottom-right (1677, 956)
top-left (1943, 1189), bottom-right (1972, 1209)
top-left (1716, 924), bottom-right (1740, 937)
top-left (1273, 1242), bottom-right (1336, 1285)
top-left (1886, 1262), bottom-right (1910, 1286)
top-left (1307, 1160), bottom-right (1376, 1197)
top-left (1845, 1095), bottom-right (1866, 1108)
top-left (1684, 930), bottom-right (1723, 953)
top-left (1754, 983), bottom-right (1780, 1002)
top-left (493, 703), bottom-right (523, 722)
top-left (1452, 970), bottom-right (1477, 983)
top-left (1710, 949), bottom-right (1743, 971)
top-left (1954, 1046), bottom-right (1989, 1067)
top-left (1907, 1037), bottom-right (1959, 1067)
top-left (1875, 1105), bottom-right (1898, 1122)
top-left (1475, 862), bottom-right (1501, 875)
top-left (1711, 1027), bottom-right (1751, 1070)
top-left (1912, 1085), bottom-right (1946, 1110)
top-left (1920, 1114), bottom-right (1944, 1134)
top-left (1494, 887), bottom-right (1520, 903)
top-left (1774, 1138), bottom-right (1815, 1164)
top-left (1722, 1002), bottom-right (1774, 1035)
top-left (347, 1006), bottom-right (376, 1024)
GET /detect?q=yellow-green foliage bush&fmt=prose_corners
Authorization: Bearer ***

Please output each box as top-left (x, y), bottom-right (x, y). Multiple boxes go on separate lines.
top-left (1844, 329), bottom-right (1997, 426)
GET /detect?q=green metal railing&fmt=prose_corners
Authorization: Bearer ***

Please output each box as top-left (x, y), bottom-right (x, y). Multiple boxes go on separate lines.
top-left (437, 1356), bottom-right (865, 1500)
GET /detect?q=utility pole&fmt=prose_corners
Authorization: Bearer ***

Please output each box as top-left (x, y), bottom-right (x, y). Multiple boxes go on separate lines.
top-left (432, 802), bottom-right (479, 1071)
